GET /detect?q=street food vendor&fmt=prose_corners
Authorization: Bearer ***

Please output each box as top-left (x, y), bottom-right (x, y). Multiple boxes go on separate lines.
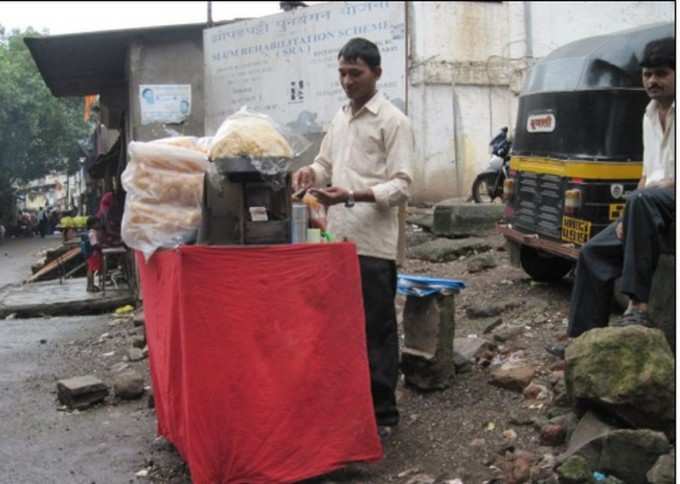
top-left (293, 37), bottom-right (415, 438)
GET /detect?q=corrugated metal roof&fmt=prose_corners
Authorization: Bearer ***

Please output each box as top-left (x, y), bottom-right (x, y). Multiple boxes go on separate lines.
top-left (24, 21), bottom-right (238, 97)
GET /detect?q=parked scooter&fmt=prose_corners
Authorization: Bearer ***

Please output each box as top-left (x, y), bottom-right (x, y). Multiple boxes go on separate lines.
top-left (471, 127), bottom-right (512, 203)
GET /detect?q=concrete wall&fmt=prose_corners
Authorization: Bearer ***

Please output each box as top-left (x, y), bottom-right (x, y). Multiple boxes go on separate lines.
top-left (408, 0), bottom-right (674, 203)
top-left (127, 31), bottom-right (205, 142)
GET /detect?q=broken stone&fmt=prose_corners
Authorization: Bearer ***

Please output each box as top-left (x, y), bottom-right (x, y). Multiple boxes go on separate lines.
top-left (560, 412), bottom-right (670, 484)
top-left (647, 451), bottom-right (675, 484)
top-left (565, 326), bottom-right (675, 431)
top-left (559, 411), bottom-right (615, 465)
top-left (113, 370), bottom-right (145, 400)
top-left (550, 413), bottom-right (579, 442)
top-left (481, 317), bottom-right (503, 334)
top-left (466, 253), bottom-right (497, 273)
top-left (540, 424), bottom-right (567, 447)
top-left (401, 293), bottom-right (456, 391)
top-left (470, 438), bottom-right (486, 448)
top-left (56, 375), bottom-right (109, 410)
top-left (405, 473), bottom-right (435, 484)
top-left (489, 365), bottom-right (536, 393)
top-left (557, 455), bottom-right (594, 484)
top-left (597, 430), bottom-right (670, 484)
top-left (133, 309), bottom-right (145, 327)
top-left (131, 335), bottom-right (146, 349)
top-left (111, 362), bottom-right (130, 373)
top-left (453, 336), bottom-right (496, 366)
top-left (512, 451), bottom-right (536, 484)
top-left (409, 237), bottom-right (493, 263)
top-left (523, 382), bottom-right (549, 400)
top-left (466, 301), bottom-right (520, 319)
top-left (493, 325), bottom-right (524, 343)
top-left (509, 410), bottom-right (535, 427)
top-left (128, 347), bottom-right (145, 362)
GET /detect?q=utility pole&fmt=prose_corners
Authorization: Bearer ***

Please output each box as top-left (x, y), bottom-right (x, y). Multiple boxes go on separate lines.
top-left (207, 1), bottom-right (213, 27)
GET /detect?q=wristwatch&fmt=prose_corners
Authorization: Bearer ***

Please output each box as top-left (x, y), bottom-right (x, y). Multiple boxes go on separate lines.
top-left (345, 190), bottom-right (355, 208)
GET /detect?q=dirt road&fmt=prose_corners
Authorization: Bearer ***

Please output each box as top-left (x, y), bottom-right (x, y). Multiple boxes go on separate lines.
top-left (1, 228), bottom-right (580, 483)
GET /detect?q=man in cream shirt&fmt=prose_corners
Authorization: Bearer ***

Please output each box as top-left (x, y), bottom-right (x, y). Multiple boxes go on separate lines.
top-left (293, 37), bottom-right (415, 436)
top-left (562, 37), bottom-right (675, 342)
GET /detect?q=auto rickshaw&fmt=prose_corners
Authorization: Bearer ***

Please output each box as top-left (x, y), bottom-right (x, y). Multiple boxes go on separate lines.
top-left (497, 22), bottom-right (674, 282)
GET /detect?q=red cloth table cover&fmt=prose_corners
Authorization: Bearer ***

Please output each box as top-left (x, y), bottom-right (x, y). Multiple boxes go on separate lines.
top-left (136, 243), bottom-right (383, 483)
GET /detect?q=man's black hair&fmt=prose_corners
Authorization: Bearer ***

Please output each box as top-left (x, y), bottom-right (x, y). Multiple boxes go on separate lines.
top-left (640, 37), bottom-right (675, 70)
top-left (338, 38), bottom-right (381, 69)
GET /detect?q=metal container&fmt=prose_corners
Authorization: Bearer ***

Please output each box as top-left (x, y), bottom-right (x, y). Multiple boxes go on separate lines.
top-left (291, 203), bottom-right (308, 243)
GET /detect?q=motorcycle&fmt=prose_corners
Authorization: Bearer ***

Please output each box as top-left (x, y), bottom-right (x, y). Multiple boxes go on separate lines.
top-left (471, 127), bottom-right (512, 203)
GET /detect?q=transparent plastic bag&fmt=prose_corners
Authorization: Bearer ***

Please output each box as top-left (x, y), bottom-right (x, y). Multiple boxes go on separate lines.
top-left (122, 141), bottom-right (209, 260)
top-left (151, 136), bottom-right (213, 155)
top-left (208, 107), bottom-right (311, 191)
top-left (209, 106), bottom-right (311, 160)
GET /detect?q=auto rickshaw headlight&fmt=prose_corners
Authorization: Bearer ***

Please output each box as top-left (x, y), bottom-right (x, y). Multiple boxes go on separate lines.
top-left (564, 189), bottom-right (583, 215)
top-left (503, 178), bottom-right (515, 202)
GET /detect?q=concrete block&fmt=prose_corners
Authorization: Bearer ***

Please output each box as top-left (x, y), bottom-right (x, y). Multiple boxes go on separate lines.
top-left (401, 293), bottom-right (456, 391)
top-left (57, 375), bottom-right (109, 410)
top-left (433, 200), bottom-right (504, 237)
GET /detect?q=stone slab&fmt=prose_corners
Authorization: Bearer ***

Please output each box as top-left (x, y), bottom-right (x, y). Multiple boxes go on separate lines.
top-left (0, 278), bottom-right (135, 319)
top-left (432, 200), bottom-right (504, 237)
top-left (409, 237), bottom-right (492, 263)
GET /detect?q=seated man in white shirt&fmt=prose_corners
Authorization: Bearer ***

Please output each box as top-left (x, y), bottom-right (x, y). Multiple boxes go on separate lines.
top-left (293, 38), bottom-right (415, 436)
top-left (560, 37), bottom-right (676, 347)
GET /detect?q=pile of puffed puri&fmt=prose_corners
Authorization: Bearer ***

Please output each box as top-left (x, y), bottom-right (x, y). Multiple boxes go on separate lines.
top-left (121, 137), bottom-right (210, 260)
top-left (121, 113), bottom-right (296, 259)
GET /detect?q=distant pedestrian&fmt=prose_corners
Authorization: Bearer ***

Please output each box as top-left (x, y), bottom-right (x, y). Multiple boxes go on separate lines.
top-left (81, 216), bottom-right (103, 292)
top-left (38, 206), bottom-right (48, 238)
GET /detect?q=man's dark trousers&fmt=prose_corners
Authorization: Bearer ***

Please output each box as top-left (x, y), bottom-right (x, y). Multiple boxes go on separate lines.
top-left (359, 255), bottom-right (400, 427)
top-left (568, 187), bottom-right (674, 337)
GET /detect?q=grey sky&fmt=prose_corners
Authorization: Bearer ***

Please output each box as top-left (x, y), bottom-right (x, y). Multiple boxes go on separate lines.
top-left (1, 1), bottom-right (325, 36)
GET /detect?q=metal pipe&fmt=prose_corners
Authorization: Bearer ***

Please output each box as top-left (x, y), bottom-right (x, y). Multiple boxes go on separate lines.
top-left (523, 1), bottom-right (533, 59)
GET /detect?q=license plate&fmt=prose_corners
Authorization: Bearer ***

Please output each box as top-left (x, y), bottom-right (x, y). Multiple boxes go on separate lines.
top-left (561, 216), bottom-right (592, 245)
top-left (609, 203), bottom-right (625, 220)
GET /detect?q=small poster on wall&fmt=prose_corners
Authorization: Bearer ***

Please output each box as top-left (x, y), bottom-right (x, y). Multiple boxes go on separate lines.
top-left (139, 84), bottom-right (192, 125)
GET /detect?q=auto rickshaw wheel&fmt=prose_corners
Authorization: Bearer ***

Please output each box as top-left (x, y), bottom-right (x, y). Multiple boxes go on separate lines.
top-left (520, 246), bottom-right (573, 282)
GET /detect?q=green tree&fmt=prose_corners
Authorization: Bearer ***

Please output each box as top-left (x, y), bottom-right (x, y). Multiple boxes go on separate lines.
top-left (0, 25), bottom-right (90, 223)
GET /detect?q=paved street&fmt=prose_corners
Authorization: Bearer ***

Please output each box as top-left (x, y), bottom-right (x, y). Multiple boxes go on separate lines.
top-left (0, 235), bottom-right (61, 288)
top-left (0, 314), bottom-right (162, 484)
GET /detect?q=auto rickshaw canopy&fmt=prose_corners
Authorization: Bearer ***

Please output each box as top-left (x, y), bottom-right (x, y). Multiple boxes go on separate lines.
top-left (524, 22), bottom-right (674, 94)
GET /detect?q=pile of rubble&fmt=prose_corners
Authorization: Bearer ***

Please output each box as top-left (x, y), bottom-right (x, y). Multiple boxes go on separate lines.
top-left (55, 307), bottom-right (151, 411)
top-left (407, 315), bottom-right (675, 484)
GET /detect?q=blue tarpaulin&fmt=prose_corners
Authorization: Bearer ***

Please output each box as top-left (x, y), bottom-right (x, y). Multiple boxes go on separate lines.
top-left (397, 274), bottom-right (465, 297)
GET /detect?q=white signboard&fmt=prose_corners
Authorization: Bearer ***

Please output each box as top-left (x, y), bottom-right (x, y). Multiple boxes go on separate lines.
top-left (204, 1), bottom-right (406, 135)
top-left (139, 84), bottom-right (192, 125)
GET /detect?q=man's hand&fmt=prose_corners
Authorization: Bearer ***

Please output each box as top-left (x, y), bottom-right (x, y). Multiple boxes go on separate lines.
top-left (292, 167), bottom-right (316, 191)
top-left (616, 221), bottom-right (624, 240)
top-left (308, 187), bottom-right (350, 206)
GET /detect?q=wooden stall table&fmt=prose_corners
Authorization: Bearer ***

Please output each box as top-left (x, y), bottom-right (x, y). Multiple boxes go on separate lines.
top-left (136, 243), bottom-right (383, 484)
